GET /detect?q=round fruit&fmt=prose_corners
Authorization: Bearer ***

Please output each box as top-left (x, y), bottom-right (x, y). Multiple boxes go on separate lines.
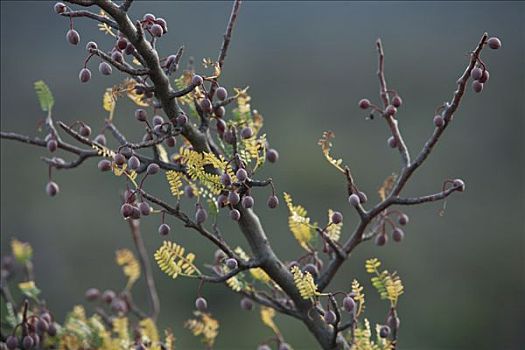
top-left (85, 288), bottom-right (100, 301)
top-left (471, 67), bottom-right (483, 80)
top-left (230, 209), bottom-right (241, 221)
top-left (220, 173), bottom-right (231, 186)
top-left (358, 98), bottom-right (370, 109)
top-left (348, 194), bottom-right (360, 207)
top-left (94, 134), bottom-right (106, 146)
top-left (121, 203), bottom-right (133, 218)
top-left (79, 68), bottom-right (91, 83)
top-left (66, 29), bottom-right (80, 45)
top-left (472, 80), bottom-right (483, 93)
top-left (388, 136), bottom-right (397, 148)
top-left (385, 105), bottom-right (397, 116)
top-left (86, 41), bottom-right (97, 51)
top-left (195, 297), bottom-right (207, 311)
top-left (228, 191), bottom-right (240, 205)
top-left (54, 2), bottom-right (66, 14)
top-left (375, 234), bottom-right (387, 246)
top-left (225, 258), bottom-right (238, 269)
top-left (487, 37), bottom-right (501, 49)
top-left (139, 202), bottom-right (151, 216)
top-left (331, 211), bottom-right (343, 224)
top-left (379, 325), bottom-right (391, 338)
top-left (192, 74), bottom-right (203, 86)
top-left (195, 207), bottom-right (208, 224)
top-left (392, 228), bottom-right (404, 242)
top-left (267, 195), bottom-right (279, 209)
top-left (240, 297), bottom-right (253, 311)
top-left (392, 95), bottom-right (402, 108)
top-left (236, 168), bottom-right (248, 182)
top-left (47, 139), bottom-right (58, 153)
top-left (266, 149), bottom-right (279, 163)
top-left (358, 191), bottom-right (368, 204)
top-left (158, 223), bottom-right (170, 236)
top-left (216, 87), bottom-right (228, 101)
top-left (99, 61), bottom-right (112, 75)
top-left (240, 127), bottom-right (253, 139)
top-left (46, 181), bottom-right (59, 197)
top-left (342, 296), bottom-right (355, 313)
top-left (324, 310), bottom-right (336, 325)
top-left (242, 195), bottom-right (254, 209)
top-left (398, 214), bottom-right (409, 226)
top-left (433, 115), bottom-right (444, 127)
top-left (147, 163), bottom-right (160, 175)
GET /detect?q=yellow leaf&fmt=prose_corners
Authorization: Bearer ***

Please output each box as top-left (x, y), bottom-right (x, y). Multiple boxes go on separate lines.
top-left (115, 249), bottom-right (141, 289)
top-left (318, 131), bottom-right (345, 173)
top-left (283, 193), bottom-right (315, 251)
top-left (11, 239), bottom-right (32, 263)
top-left (260, 307), bottom-right (280, 336)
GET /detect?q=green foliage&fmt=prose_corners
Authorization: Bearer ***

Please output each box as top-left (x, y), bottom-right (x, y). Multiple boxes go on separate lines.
top-left (34, 80), bottom-right (54, 112)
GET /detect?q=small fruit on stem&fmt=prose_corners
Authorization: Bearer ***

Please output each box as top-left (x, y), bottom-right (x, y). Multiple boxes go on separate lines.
top-left (46, 181), bottom-right (59, 197)
top-left (79, 68), bottom-right (91, 83)
top-left (66, 29), bottom-right (80, 45)
top-left (348, 194), bottom-right (360, 207)
top-left (358, 98), bottom-right (370, 109)
top-left (266, 148), bottom-right (279, 163)
top-left (195, 297), bottom-right (208, 311)
top-left (158, 223), bottom-right (170, 236)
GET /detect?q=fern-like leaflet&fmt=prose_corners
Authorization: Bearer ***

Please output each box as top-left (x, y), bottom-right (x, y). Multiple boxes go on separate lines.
top-left (115, 249), bottom-right (141, 290)
top-left (365, 258), bottom-right (404, 307)
top-left (284, 193), bottom-right (316, 251)
top-left (291, 265), bottom-right (324, 300)
top-left (154, 241), bottom-right (200, 279)
top-left (34, 80), bottom-right (54, 113)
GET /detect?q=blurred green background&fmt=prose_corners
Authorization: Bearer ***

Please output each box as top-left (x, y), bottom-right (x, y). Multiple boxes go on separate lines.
top-left (1, 1), bottom-right (524, 349)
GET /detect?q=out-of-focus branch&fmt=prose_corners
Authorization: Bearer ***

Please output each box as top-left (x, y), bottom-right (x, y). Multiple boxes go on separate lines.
top-left (128, 219), bottom-right (160, 321)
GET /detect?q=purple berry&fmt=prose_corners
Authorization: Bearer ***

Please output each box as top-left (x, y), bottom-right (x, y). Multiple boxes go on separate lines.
top-left (240, 127), bottom-right (253, 139)
top-left (127, 156), bottom-right (140, 170)
top-left (165, 136), bottom-right (176, 148)
top-left (22, 336), bottom-right (34, 350)
top-left (121, 203), bottom-right (133, 218)
top-left (236, 168), bottom-right (248, 182)
top-left (150, 24), bottom-right (163, 37)
top-left (228, 191), bottom-right (240, 205)
top-left (6, 336), bottom-right (18, 350)
top-left (117, 37), bottom-right (128, 50)
top-left (387, 315), bottom-right (401, 330)
top-left (342, 296), bottom-right (355, 313)
top-left (379, 325), bottom-right (391, 338)
top-left (225, 258), bottom-right (238, 269)
top-left (86, 41), bottom-right (97, 51)
top-left (79, 68), bottom-right (91, 83)
top-left (240, 297), bottom-right (253, 311)
top-left (54, 2), bottom-right (66, 14)
top-left (392, 95), bottom-right (402, 108)
top-left (242, 195), bottom-right (254, 209)
top-left (98, 159), bottom-right (112, 172)
top-left (200, 98), bottom-right (212, 113)
top-left (46, 181), bottom-right (59, 197)
top-left (47, 139), bottom-right (58, 153)
top-left (176, 114), bottom-right (188, 126)
top-left (184, 185), bottom-right (195, 198)
top-left (257, 346), bottom-right (271, 350)
top-left (453, 179), bottom-right (465, 192)
top-left (479, 69), bottom-right (489, 83)
top-left (433, 115), bottom-right (444, 127)
top-left (331, 211), bottom-right (343, 224)
top-left (230, 209), bottom-right (241, 221)
top-left (192, 74), bottom-right (203, 86)
top-left (195, 297), bottom-right (207, 311)
top-left (195, 207), bottom-right (208, 224)
top-left (348, 194), bottom-right (360, 207)
top-left (471, 67), bottom-right (483, 81)
top-left (358, 191), bottom-right (368, 204)
top-left (375, 234), bottom-right (387, 246)
top-left (392, 228), bottom-right (404, 242)
top-left (147, 163), bottom-right (160, 175)
top-left (114, 153), bottom-right (126, 166)
top-left (37, 318), bottom-right (49, 333)
top-left (472, 80), bottom-right (483, 93)
top-left (215, 106), bottom-right (225, 118)
top-left (47, 323), bottom-right (57, 337)
top-left (267, 195), bottom-right (279, 209)
top-left (79, 125), bottom-right (91, 137)
top-left (155, 18), bottom-right (168, 33)
top-left (279, 343), bottom-right (291, 350)
top-left (358, 98), bottom-right (370, 109)
top-left (135, 109), bottom-right (147, 122)
top-left (216, 118), bottom-right (226, 133)
top-left (398, 214), bottom-right (409, 226)
top-left (385, 105), bottom-right (397, 116)
top-left (387, 136), bottom-right (397, 148)
top-left (66, 29), bottom-right (80, 45)
top-left (487, 37), bottom-right (501, 50)
top-left (111, 298), bottom-right (128, 313)
top-left (94, 134), bottom-right (106, 146)
top-left (217, 193), bottom-right (228, 208)
top-left (125, 43), bottom-right (135, 55)
top-left (111, 50), bottom-right (123, 63)
top-left (221, 173), bottom-right (231, 186)
top-left (99, 61), bottom-right (112, 75)
top-left (158, 223), bottom-right (170, 236)
top-left (152, 115), bottom-right (164, 126)
top-left (216, 87), bottom-right (228, 101)
top-left (224, 129), bottom-right (235, 144)
top-left (139, 202), bottom-right (151, 216)
top-left (324, 310), bottom-right (336, 325)
top-left (85, 288), bottom-right (100, 301)
top-left (143, 13), bottom-right (155, 22)
top-left (304, 264), bottom-right (319, 279)
top-left (266, 149), bottom-right (279, 163)
top-left (130, 206), bottom-right (141, 220)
